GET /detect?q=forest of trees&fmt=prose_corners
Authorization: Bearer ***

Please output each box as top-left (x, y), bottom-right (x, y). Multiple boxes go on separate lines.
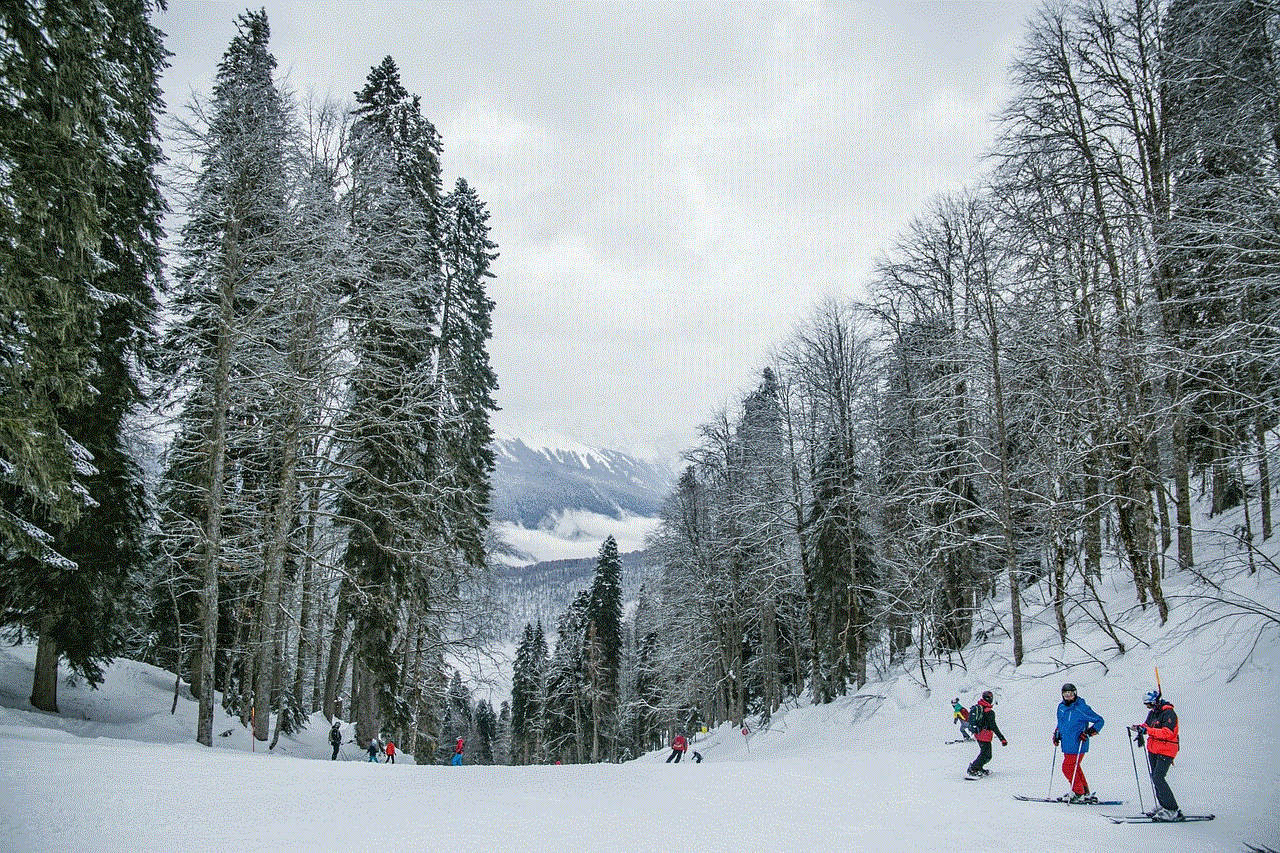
top-left (2, 0), bottom-right (1279, 768)
top-left (507, 0), bottom-right (1280, 765)
top-left (1, 4), bottom-right (501, 758)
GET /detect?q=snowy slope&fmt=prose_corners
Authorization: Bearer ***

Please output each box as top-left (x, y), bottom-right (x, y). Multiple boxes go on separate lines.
top-left (1, 500), bottom-right (1278, 852)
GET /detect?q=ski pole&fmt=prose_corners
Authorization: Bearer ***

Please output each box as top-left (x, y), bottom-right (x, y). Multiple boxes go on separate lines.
top-left (1048, 739), bottom-right (1059, 799)
top-left (1126, 726), bottom-right (1146, 814)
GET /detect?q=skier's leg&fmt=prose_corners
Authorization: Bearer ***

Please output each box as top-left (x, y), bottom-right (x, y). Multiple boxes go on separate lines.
top-left (1148, 754), bottom-right (1179, 811)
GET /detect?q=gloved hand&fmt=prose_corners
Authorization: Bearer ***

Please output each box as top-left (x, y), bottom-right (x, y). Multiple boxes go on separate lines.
top-left (1084, 727), bottom-right (1097, 738)
top-left (1052, 733), bottom-right (1060, 746)
top-left (1000, 739), bottom-right (1008, 746)
top-left (1133, 724), bottom-right (1147, 733)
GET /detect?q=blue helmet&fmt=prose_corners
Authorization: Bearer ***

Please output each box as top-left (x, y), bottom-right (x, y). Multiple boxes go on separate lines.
top-left (1144, 689), bottom-right (1161, 705)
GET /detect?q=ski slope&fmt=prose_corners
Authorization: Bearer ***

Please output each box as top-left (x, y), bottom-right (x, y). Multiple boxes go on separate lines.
top-left (2, 509), bottom-right (1278, 851)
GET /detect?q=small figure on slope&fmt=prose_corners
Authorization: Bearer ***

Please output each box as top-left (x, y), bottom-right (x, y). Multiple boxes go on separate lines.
top-left (329, 721), bottom-right (342, 761)
top-left (965, 690), bottom-right (1007, 778)
top-left (367, 737), bottom-right (380, 762)
top-left (1052, 682), bottom-right (1104, 802)
top-left (1133, 689), bottom-right (1183, 821)
top-left (952, 697), bottom-right (974, 740)
top-left (452, 736), bottom-right (465, 766)
top-left (666, 732), bottom-right (688, 763)
top-left (384, 739), bottom-right (396, 764)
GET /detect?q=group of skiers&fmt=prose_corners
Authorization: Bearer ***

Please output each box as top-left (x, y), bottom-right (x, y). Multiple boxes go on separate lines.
top-left (955, 683), bottom-right (1185, 821)
top-left (327, 721), bottom-right (466, 766)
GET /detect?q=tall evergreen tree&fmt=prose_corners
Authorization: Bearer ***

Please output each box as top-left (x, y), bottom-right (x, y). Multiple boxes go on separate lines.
top-left (0, 0), bottom-right (166, 712)
top-left (586, 535), bottom-right (623, 761)
top-left (336, 55), bottom-right (444, 746)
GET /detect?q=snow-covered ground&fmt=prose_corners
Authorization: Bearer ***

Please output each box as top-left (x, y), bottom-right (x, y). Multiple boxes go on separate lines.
top-left (2, 508), bottom-right (1278, 852)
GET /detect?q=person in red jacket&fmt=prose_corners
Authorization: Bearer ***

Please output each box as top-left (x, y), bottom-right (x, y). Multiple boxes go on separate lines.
top-left (666, 732), bottom-right (689, 763)
top-left (965, 690), bottom-right (1008, 778)
top-left (452, 736), bottom-right (465, 766)
top-left (1133, 690), bottom-right (1182, 821)
top-left (384, 739), bottom-right (396, 764)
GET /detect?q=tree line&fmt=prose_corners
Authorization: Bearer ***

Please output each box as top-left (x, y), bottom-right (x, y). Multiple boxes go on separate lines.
top-left (1, 4), bottom-right (500, 758)
top-left (507, 0), bottom-right (1280, 763)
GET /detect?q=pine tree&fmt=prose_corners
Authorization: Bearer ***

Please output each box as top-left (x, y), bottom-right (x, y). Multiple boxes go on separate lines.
top-left (0, 0), bottom-right (166, 712)
top-left (586, 535), bottom-right (623, 761)
top-left (336, 55), bottom-right (444, 746)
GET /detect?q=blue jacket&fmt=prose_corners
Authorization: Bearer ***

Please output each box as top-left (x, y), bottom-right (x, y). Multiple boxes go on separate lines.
top-left (1055, 697), bottom-right (1105, 755)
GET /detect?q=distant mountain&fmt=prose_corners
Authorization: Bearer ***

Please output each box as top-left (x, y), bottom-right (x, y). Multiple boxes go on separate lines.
top-left (489, 428), bottom-right (677, 529)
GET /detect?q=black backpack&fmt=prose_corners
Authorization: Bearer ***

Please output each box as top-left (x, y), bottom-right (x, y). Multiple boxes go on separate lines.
top-left (969, 703), bottom-right (984, 727)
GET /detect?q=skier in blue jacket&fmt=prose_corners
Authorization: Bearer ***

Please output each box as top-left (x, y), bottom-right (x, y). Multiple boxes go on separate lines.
top-left (1052, 683), bottom-right (1104, 802)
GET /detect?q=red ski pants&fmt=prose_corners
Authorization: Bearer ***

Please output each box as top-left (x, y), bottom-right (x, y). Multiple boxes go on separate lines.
top-left (1061, 752), bottom-right (1088, 795)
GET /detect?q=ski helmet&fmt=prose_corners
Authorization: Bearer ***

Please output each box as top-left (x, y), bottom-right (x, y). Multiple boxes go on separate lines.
top-left (981, 690), bottom-right (994, 702)
top-left (1061, 683), bottom-right (1077, 693)
top-left (1144, 689), bottom-right (1161, 705)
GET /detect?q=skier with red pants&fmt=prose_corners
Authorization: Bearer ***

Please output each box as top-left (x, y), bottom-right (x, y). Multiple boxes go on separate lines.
top-left (666, 733), bottom-right (688, 763)
top-left (1053, 682), bottom-right (1104, 802)
top-left (1133, 690), bottom-right (1182, 821)
top-left (965, 691), bottom-right (1007, 777)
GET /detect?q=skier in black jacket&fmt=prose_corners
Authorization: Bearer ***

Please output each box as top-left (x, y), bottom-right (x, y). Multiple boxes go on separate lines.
top-left (966, 690), bottom-right (1008, 777)
top-left (329, 722), bottom-right (342, 760)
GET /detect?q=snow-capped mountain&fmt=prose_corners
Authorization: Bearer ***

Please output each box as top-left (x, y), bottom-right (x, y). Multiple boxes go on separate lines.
top-left (489, 426), bottom-right (677, 532)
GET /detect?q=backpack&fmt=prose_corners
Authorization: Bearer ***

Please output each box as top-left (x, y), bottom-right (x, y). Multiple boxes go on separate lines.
top-left (957, 704), bottom-right (970, 721)
top-left (969, 703), bottom-right (984, 726)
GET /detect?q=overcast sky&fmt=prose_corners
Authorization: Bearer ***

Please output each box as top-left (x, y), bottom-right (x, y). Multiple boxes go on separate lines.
top-left (157, 1), bottom-right (1040, 460)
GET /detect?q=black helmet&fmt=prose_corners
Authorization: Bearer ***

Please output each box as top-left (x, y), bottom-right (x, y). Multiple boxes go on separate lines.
top-left (982, 690), bottom-right (993, 702)
top-left (1061, 683), bottom-right (1077, 693)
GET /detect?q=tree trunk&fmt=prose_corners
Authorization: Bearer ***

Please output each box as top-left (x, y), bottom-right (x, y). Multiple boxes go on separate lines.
top-left (322, 595), bottom-right (348, 721)
top-left (30, 614), bottom-right (60, 713)
top-left (1258, 417), bottom-right (1273, 541)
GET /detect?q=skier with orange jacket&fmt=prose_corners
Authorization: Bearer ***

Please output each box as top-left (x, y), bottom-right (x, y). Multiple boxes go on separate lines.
top-left (666, 732), bottom-right (689, 763)
top-left (1133, 690), bottom-right (1182, 821)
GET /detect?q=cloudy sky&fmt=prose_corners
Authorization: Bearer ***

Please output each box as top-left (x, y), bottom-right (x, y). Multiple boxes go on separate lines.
top-left (157, 1), bottom-right (1040, 460)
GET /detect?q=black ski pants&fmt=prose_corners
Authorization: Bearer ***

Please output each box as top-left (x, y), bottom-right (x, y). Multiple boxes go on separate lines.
top-left (666, 749), bottom-right (683, 763)
top-left (968, 740), bottom-right (993, 774)
top-left (331, 743), bottom-right (340, 760)
top-left (1147, 753), bottom-right (1179, 811)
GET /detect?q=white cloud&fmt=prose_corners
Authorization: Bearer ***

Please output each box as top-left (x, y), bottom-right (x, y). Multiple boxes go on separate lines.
top-left (495, 510), bottom-right (661, 565)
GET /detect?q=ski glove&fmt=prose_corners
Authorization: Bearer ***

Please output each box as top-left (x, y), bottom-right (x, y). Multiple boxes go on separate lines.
top-left (1052, 734), bottom-right (1061, 746)
top-left (1000, 739), bottom-right (1008, 746)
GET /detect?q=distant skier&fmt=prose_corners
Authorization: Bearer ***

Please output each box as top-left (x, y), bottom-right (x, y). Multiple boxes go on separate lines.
top-left (367, 737), bottom-right (380, 762)
top-left (452, 736), bottom-right (465, 766)
top-left (691, 750), bottom-right (703, 763)
top-left (329, 721), bottom-right (342, 760)
top-left (666, 732), bottom-right (688, 763)
top-left (1133, 690), bottom-right (1183, 821)
top-left (965, 690), bottom-right (1007, 778)
top-left (1052, 683), bottom-right (1104, 802)
top-left (951, 698), bottom-right (974, 740)
top-left (384, 739), bottom-right (396, 764)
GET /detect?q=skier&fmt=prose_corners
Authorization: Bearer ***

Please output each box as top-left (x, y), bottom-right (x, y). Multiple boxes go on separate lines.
top-left (1052, 682), bottom-right (1104, 802)
top-left (367, 737), bottom-right (380, 762)
top-left (329, 721), bottom-right (342, 760)
top-left (1133, 689), bottom-right (1183, 821)
top-left (965, 690), bottom-right (1007, 777)
top-left (384, 739), bottom-right (396, 764)
top-left (666, 732), bottom-right (688, 763)
top-left (952, 697), bottom-right (974, 740)
top-left (452, 736), bottom-right (465, 766)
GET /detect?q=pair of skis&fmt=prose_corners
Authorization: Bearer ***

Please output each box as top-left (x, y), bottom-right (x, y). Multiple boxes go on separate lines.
top-left (1013, 794), bottom-right (1124, 806)
top-left (1102, 813), bottom-right (1216, 823)
top-left (1013, 795), bottom-right (1215, 822)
